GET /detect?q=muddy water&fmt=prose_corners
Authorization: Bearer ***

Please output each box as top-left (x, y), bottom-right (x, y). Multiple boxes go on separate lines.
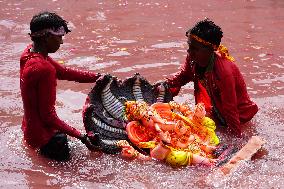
top-left (0, 0), bottom-right (283, 188)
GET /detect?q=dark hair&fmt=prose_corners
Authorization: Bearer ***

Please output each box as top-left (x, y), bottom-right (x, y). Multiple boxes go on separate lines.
top-left (30, 11), bottom-right (71, 34)
top-left (186, 18), bottom-right (223, 47)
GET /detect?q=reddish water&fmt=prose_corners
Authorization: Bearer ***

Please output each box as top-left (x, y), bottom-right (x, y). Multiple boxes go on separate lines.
top-left (0, 0), bottom-right (283, 188)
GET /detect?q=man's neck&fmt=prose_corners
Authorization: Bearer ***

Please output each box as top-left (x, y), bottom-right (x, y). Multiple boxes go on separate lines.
top-left (196, 53), bottom-right (215, 78)
top-left (205, 53), bottom-right (215, 72)
top-left (31, 42), bottom-right (48, 57)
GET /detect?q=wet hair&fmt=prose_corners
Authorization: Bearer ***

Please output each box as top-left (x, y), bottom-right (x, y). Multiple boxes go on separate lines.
top-left (30, 11), bottom-right (71, 40)
top-left (186, 18), bottom-right (223, 47)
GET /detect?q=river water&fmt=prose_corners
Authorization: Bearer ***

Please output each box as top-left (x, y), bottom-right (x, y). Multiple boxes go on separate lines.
top-left (0, 0), bottom-right (283, 188)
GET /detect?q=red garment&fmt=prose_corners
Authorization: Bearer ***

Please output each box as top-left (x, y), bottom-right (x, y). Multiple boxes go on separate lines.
top-left (20, 44), bottom-right (100, 148)
top-left (166, 53), bottom-right (258, 136)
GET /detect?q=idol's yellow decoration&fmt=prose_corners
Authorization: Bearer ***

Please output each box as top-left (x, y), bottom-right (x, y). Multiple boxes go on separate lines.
top-left (202, 117), bottom-right (220, 145)
top-left (165, 150), bottom-right (193, 167)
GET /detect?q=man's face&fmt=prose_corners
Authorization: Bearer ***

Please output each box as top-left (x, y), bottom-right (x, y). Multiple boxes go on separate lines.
top-left (187, 36), bottom-right (213, 68)
top-left (46, 34), bottom-right (63, 53)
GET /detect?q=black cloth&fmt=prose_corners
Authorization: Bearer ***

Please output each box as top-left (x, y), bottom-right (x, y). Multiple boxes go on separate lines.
top-left (39, 132), bottom-right (70, 161)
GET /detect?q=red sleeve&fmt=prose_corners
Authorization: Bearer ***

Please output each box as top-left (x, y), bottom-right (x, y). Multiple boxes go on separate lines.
top-left (49, 58), bottom-right (100, 83)
top-left (219, 74), bottom-right (241, 137)
top-left (37, 66), bottom-right (82, 138)
top-left (166, 55), bottom-right (194, 96)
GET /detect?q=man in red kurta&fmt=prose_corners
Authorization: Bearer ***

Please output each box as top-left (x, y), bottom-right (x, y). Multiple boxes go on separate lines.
top-left (20, 11), bottom-right (100, 160)
top-left (164, 19), bottom-right (258, 137)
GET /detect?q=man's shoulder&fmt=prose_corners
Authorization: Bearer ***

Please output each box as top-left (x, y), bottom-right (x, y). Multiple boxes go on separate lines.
top-left (214, 55), bottom-right (239, 78)
top-left (216, 54), bottom-right (240, 69)
top-left (22, 56), bottom-right (55, 76)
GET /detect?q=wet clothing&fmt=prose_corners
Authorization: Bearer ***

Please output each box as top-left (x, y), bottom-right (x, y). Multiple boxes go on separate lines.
top-left (166, 53), bottom-right (258, 136)
top-left (20, 44), bottom-right (100, 149)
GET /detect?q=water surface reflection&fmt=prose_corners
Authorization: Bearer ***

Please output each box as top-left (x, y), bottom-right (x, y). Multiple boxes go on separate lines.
top-left (0, 0), bottom-right (283, 188)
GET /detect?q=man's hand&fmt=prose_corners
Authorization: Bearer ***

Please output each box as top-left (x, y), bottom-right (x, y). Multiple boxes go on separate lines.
top-left (153, 81), bottom-right (165, 95)
top-left (153, 81), bottom-right (163, 89)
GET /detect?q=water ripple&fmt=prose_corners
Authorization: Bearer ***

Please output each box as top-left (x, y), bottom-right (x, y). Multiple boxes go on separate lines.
top-left (114, 61), bottom-right (180, 73)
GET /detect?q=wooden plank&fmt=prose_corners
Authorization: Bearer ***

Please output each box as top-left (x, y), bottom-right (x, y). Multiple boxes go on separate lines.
top-left (219, 136), bottom-right (266, 175)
